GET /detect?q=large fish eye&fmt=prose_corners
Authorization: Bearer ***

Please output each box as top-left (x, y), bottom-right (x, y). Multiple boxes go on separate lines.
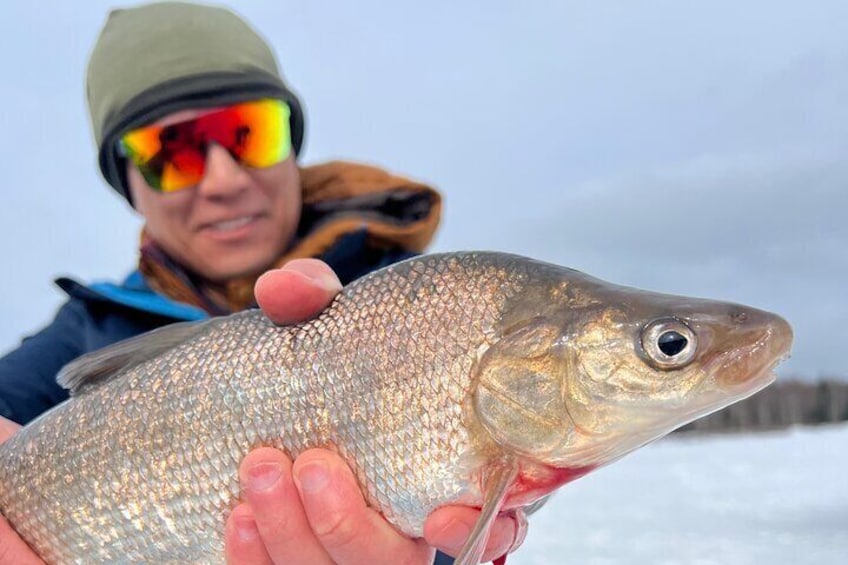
top-left (640, 318), bottom-right (697, 370)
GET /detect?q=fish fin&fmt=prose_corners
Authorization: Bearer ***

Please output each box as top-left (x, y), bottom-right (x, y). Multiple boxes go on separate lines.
top-left (57, 320), bottom-right (210, 396)
top-left (453, 456), bottom-right (520, 565)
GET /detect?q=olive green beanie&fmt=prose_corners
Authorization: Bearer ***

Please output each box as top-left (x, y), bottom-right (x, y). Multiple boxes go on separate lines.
top-left (87, 1), bottom-right (305, 204)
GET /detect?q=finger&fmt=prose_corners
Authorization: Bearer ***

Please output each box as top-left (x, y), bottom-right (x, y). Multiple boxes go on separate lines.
top-left (423, 505), bottom-right (518, 562)
top-left (0, 416), bottom-right (21, 443)
top-left (507, 508), bottom-right (529, 554)
top-left (224, 503), bottom-right (273, 565)
top-left (0, 515), bottom-right (44, 565)
top-left (255, 259), bottom-right (342, 325)
top-left (238, 448), bottom-right (332, 564)
top-left (0, 417), bottom-right (43, 565)
top-left (293, 449), bottom-right (433, 565)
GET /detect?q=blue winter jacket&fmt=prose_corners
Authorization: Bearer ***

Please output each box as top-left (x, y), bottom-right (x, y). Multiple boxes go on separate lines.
top-left (0, 230), bottom-right (414, 425)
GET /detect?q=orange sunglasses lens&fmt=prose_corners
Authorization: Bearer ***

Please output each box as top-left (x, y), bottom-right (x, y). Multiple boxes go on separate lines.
top-left (119, 98), bottom-right (291, 192)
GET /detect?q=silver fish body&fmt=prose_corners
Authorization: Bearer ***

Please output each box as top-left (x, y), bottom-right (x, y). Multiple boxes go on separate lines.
top-left (0, 252), bottom-right (792, 564)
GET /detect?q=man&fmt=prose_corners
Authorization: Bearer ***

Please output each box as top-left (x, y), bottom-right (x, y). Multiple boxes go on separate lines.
top-left (0, 2), bottom-right (522, 563)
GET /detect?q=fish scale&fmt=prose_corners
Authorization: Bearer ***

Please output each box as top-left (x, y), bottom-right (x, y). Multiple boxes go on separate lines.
top-left (0, 252), bottom-right (793, 564)
top-left (0, 253), bottom-right (525, 563)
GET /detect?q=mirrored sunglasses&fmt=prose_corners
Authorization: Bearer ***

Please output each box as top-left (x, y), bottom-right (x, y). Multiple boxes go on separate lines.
top-left (119, 98), bottom-right (291, 192)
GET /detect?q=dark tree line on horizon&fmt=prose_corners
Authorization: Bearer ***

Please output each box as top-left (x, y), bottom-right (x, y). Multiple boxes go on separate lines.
top-left (678, 379), bottom-right (848, 433)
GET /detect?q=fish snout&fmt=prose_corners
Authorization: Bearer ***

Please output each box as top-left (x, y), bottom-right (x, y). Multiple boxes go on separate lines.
top-left (711, 306), bottom-right (793, 388)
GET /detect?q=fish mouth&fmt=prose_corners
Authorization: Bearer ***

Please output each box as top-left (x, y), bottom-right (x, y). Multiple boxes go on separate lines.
top-left (668, 309), bottom-right (793, 427)
top-left (703, 311), bottom-right (793, 396)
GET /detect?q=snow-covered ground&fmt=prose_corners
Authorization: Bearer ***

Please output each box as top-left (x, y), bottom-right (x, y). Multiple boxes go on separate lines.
top-left (512, 423), bottom-right (847, 564)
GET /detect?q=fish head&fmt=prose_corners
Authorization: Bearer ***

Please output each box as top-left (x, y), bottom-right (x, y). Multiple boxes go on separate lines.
top-left (472, 264), bottom-right (793, 471)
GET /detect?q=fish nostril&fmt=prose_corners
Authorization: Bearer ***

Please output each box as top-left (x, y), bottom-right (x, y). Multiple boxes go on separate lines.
top-left (730, 310), bottom-right (749, 325)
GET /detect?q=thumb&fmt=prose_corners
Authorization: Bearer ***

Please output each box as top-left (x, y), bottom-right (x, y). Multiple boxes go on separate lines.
top-left (0, 516), bottom-right (44, 565)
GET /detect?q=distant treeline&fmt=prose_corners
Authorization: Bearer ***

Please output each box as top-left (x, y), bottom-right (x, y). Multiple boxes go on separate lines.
top-left (677, 379), bottom-right (848, 433)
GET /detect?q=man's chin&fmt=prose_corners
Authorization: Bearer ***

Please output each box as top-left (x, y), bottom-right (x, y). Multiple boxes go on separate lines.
top-left (193, 254), bottom-right (279, 287)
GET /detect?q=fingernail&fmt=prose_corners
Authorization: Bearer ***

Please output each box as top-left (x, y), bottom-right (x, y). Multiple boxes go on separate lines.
top-left (295, 461), bottom-right (330, 494)
top-left (235, 516), bottom-right (259, 542)
top-left (245, 461), bottom-right (282, 493)
top-left (437, 518), bottom-right (472, 554)
top-left (280, 264), bottom-right (342, 292)
top-left (312, 272), bottom-right (343, 292)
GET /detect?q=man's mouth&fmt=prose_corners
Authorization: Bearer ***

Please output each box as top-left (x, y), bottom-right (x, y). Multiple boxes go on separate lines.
top-left (206, 215), bottom-right (258, 232)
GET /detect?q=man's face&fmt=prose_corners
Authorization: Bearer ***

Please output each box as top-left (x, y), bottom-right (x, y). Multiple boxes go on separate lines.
top-left (127, 107), bottom-right (302, 284)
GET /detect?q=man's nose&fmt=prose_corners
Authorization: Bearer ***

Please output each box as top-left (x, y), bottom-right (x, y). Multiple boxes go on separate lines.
top-left (196, 143), bottom-right (251, 198)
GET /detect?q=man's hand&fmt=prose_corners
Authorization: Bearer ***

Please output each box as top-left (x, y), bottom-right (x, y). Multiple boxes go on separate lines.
top-left (225, 259), bottom-right (523, 564)
top-left (0, 417), bottom-right (46, 564)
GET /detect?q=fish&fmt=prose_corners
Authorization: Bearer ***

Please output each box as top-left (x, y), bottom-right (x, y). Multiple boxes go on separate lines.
top-left (0, 252), bottom-right (792, 564)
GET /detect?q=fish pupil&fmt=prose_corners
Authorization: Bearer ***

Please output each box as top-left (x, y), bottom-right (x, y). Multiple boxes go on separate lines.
top-left (658, 331), bottom-right (688, 356)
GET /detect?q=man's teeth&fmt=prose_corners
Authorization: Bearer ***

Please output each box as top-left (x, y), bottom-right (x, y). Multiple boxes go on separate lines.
top-left (211, 216), bottom-right (254, 231)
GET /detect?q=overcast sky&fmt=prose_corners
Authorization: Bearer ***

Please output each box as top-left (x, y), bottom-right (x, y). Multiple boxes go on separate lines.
top-left (0, 1), bottom-right (845, 379)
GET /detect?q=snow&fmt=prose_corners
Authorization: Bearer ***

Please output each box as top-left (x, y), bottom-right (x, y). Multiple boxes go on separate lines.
top-left (512, 424), bottom-right (847, 564)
